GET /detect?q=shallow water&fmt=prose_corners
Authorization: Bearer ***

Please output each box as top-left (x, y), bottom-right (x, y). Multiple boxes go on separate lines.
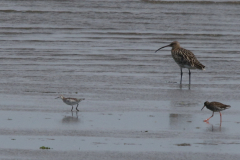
top-left (0, 0), bottom-right (240, 159)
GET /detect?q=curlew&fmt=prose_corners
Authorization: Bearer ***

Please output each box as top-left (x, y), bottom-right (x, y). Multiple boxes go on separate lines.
top-left (55, 95), bottom-right (85, 111)
top-left (155, 41), bottom-right (205, 84)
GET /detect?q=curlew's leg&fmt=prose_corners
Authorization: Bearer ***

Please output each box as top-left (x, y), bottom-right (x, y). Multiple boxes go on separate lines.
top-left (180, 68), bottom-right (183, 84)
top-left (71, 106), bottom-right (73, 112)
top-left (76, 104), bottom-right (79, 112)
top-left (204, 112), bottom-right (214, 122)
top-left (188, 69), bottom-right (191, 84)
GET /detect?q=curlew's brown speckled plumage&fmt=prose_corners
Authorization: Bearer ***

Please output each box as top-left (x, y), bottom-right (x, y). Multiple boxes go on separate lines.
top-left (55, 95), bottom-right (85, 111)
top-left (201, 101), bottom-right (231, 123)
top-left (155, 41), bottom-right (205, 84)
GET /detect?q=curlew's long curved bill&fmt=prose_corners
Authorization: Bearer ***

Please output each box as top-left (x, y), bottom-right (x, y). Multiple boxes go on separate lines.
top-left (201, 106), bottom-right (205, 110)
top-left (55, 97), bottom-right (60, 99)
top-left (155, 44), bottom-right (171, 53)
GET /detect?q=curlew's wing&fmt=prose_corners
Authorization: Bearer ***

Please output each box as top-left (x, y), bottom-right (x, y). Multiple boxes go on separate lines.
top-left (172, 48), bottom-right (205, 70)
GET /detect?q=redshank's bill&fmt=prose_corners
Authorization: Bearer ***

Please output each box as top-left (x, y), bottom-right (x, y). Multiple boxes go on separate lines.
top-left (56, 95), bottom-right (85, 111)
top-left (201, 101), bottom-right (230, 122)
top-left (155, 41), bottom-right (205, 84)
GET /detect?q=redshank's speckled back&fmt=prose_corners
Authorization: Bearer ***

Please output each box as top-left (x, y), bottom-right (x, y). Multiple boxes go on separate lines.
top-left (155, 41), bottom-right (205, 84)
top-left (201, 101), bottom-right (231, 123)
top-left (56, 95), bottom-right (85, 111)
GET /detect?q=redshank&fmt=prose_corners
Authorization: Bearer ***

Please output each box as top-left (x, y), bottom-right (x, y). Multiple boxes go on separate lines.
top-left (55, 95), bottom-right (85, 111)
top-left (201, 101), bottom-right (231, 122)
top-left (155, 41), bottom-right (205, 84)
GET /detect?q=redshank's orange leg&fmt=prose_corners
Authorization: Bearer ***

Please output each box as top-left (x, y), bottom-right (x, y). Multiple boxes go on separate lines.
top-left (219, 112), bottom-right (222, 122)
top-left (205, 121), bottom-right (210, 124)
top-left (204, 112), bottom-right (214, 122)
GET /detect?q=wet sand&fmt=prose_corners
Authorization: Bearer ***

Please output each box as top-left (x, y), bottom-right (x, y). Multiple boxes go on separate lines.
top-left (1, 0), bottom-right (240, 159)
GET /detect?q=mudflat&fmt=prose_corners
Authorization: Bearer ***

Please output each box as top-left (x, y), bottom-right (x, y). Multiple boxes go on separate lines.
top-left (1, 0), bottom-right (240, 159)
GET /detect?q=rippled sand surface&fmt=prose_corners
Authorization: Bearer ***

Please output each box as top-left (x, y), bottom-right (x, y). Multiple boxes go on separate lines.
top-left (1, 0), bottom-right (240, 159)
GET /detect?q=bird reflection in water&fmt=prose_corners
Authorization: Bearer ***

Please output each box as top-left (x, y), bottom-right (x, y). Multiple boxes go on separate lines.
top-left (62, 112), bottom-right (80, 124)
top-left (179, 83), bottom-right (191, 90)
top-left (205, 122), bottom-right (224, 132)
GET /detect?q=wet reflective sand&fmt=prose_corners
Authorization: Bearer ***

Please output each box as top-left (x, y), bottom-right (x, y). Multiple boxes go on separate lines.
top-left (1, 0), bottom-right (240, 159)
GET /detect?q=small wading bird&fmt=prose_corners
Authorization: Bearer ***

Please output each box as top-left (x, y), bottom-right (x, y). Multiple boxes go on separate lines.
top-left (55, 95), bottom-right (85, 111)
top-left (201, 101), bottom-right (231, 123)
top-left (155, 41), bottom-right (205, 84)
